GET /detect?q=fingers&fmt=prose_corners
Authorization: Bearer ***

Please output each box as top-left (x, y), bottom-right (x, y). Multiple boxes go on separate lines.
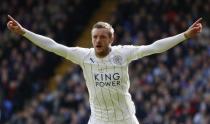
top-left (7, 15), bottom-right (25, 35)
top-left (8, 15), bottom-right (16, 21)
top-left (8, 15), bottom-right (18, 25)
top-left (7, 21), bottom-right (13, 29)
top-left (7, 15), bottom-right (20, 29)
top-left (195, 23), bottom-right (202, 33)
top-left (190, 25), bottom-right (202, 34)
top-left (195, 18), bottom-right (202, 23)
top-left (194, 18), bottom-right (202, 23)
top-left (191, 18), bottom-right (202, 27)
top-left (197, 24), bottom-right (202, 33)
top-left (7, 20), bottom-right (19, 32)
top-left (7, 21), bottom-right (14, 28)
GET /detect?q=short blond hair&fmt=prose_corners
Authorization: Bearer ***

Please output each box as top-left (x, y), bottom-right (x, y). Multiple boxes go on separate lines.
top-left (92, 21), bottom-right (114, 38)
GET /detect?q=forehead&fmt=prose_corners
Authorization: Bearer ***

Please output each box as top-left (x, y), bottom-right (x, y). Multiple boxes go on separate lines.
top-left (91, 28), bottom-right (110, 36)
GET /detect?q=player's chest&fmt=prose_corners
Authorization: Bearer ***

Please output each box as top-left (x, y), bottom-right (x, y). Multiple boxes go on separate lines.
top-left (82, 56), bottom-right (126, 73)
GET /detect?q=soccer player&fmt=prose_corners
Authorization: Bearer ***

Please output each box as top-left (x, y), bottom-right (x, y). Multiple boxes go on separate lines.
top-left (7, 15), bottom-right (202, 124)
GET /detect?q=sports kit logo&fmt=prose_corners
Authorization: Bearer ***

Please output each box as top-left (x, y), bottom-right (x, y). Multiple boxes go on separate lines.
top-left (94, 72), bottom-right (121, 87)
top-left (112, 55), bottom-right (123, 65)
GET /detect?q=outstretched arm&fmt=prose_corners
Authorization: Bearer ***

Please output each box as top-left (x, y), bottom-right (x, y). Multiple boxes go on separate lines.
top-left (126, 18), bottom-right (203, 62)
top-left (139, 18), bottom-right (203, 57)
top-left (7, 15), bottom-right (70, 58)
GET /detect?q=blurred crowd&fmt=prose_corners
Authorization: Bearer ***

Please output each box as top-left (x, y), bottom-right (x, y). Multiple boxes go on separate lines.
top-left (111, 0), bottom-right (210, 123)
top-left (0, 0), bottom-right (100, 123)
top-left (1, 0), bottom-right (210, 124)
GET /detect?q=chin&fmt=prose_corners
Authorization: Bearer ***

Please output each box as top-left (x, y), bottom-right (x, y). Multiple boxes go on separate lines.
top-left (95, 50), bottom-right (104, 56)
top-left (95, 48), bottom-right (102, 52)
top-left (96, 51), bottom-right (102, 55)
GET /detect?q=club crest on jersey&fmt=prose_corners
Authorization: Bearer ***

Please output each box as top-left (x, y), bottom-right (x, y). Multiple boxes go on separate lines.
top-left (112, 55), bottom-right (123, 65)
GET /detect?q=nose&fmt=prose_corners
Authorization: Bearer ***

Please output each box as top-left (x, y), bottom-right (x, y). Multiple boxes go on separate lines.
top-left (96, 37), bottom-right (101, 43)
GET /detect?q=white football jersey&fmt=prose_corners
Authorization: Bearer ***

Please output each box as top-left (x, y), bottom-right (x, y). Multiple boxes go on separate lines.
top-left (65, 45), bottom-right (147, 121)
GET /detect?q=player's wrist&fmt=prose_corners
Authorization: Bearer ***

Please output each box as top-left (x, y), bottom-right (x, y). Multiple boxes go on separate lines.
top-left (183, 31), bottom-right (190, 39)
top-left (20, 28), bottom-right (26, 35)
top-left (21, 28), bottom-right (28, 36)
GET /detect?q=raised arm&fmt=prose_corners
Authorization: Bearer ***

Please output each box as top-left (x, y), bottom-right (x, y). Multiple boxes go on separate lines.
top-left (126, 18), bottom-right (203, 62)
top-left (139, 18), bottom-right (203, 57)
top-left (7, 15), bottom-right (70, 58)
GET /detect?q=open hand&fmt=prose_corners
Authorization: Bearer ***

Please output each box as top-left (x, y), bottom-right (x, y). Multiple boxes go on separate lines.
top-left (7, 15), bottom-right (25, 35)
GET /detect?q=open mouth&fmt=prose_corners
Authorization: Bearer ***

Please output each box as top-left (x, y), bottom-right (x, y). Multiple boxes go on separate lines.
top-left (96, 45), bottom-right (102, 48)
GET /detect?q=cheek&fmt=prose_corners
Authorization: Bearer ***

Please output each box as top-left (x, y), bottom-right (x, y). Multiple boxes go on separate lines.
top-left (92, 40), bottom-right (96, 45)
top-left (107, 40), bottom-right (112, 45)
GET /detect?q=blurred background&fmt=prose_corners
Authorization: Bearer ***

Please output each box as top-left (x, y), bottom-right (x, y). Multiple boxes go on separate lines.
top-left (0, 0), bottom-right (210, 124)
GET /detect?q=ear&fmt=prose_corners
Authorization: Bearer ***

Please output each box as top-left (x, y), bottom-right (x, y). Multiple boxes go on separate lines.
top-left (110, 33), bottom-right (115, 44)
top-left (109, 36), bottom-right (114, 44)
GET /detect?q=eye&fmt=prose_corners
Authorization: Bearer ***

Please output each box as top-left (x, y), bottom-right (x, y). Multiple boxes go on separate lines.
top-left (93, 35), bottom-right (97, 39)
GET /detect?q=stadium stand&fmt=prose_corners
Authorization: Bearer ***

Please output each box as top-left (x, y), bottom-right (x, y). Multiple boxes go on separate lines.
top-left (0, 0), bottom-right (100, 123)
top-left (1, 0), bottom-right (210, 124)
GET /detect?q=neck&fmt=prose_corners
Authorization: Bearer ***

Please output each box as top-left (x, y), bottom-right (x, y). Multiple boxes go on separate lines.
top-left (95, 47), bottom-right (111, 58)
